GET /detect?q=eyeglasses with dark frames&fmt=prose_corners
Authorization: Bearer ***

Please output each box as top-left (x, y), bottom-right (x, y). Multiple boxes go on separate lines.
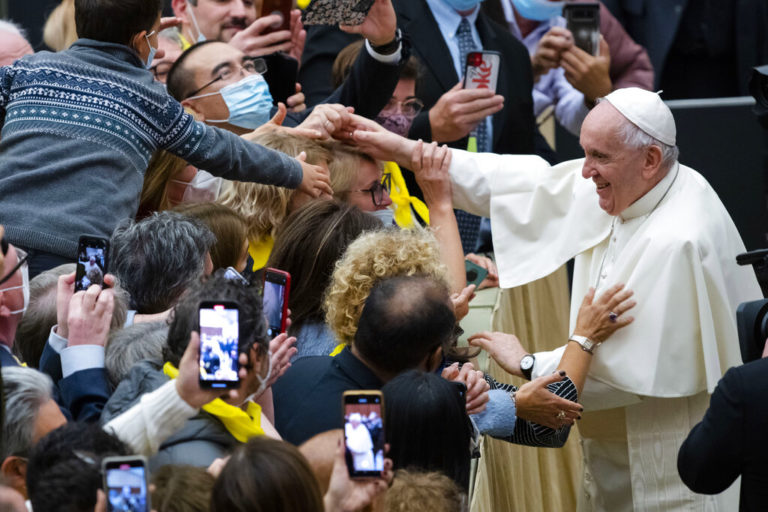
top-left (186, 57), bottom-right (267, 99)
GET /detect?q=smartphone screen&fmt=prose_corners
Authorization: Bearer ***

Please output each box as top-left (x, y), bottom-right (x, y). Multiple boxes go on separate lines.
top-left (463, 51), bottom-right (501, 94)
top-left (465, 259), bottom-right (489, 287)
top-left (343, 391), bottom-right (385, 478)
top-left (75, 236), bottom-right (109, 292)
top-left (198, 301), bottom-right (240, 389)
top-left (564, 3), bottom-right (600, 56)
top-left (103, 457), bottom-right (150, 512)
top-left (262, 268), bottom-right (290, 338)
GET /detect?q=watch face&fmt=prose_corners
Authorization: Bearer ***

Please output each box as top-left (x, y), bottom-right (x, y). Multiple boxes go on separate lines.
top-left (520, 355), bottom-right (534, 371)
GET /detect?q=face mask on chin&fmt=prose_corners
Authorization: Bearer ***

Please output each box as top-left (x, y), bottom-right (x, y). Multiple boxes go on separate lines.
top-left (187, 74), bottom-right (274, 130)
top-left (370, 208), bottom-right (395, 226)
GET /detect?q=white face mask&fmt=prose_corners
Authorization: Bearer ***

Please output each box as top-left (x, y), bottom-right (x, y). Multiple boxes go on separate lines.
top-left (242, 348), bottom-right (272, 404)
top-left (1, 263), bottom-right (29, 316)
top-left (370, 208), bottom-right (395, 226)
top-left (171, 169), bottom-right (223, 203)
top-left (187, 1), bottom-right (207, 42)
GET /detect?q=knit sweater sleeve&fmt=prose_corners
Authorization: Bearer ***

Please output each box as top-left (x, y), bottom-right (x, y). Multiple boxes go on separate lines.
top-left (0, 65), bottom-right (11, 126)
top-left (160, 105), bottom-right (303, 189)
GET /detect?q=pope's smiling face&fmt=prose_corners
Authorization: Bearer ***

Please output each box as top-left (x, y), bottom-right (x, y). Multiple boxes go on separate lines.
top-left (580, 102), bottom-right (651, 216)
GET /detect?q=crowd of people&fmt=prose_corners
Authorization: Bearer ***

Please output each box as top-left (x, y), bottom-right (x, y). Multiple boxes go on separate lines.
top-left (1, 0), bottom-right (766, 511)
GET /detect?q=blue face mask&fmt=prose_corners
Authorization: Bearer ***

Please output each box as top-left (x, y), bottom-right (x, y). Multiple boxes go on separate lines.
top-left (443, 0), bottom-right (485, 11)
top-left (189, 74), bottom-right (274, 130)
top-left (187, 1), bottom-right (207, 42)
top-left (144, 31), bottom-right (157, 69)
top-left (511, 0), bottom-right (565, 21)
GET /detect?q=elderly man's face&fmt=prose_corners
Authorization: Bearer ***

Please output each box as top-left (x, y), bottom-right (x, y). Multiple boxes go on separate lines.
top-left (0, 30), bottom-right (33, 67)
top-left (580, 103), bottom-right (650, 215)
top-left (181, 0), bottom-right (260, 43)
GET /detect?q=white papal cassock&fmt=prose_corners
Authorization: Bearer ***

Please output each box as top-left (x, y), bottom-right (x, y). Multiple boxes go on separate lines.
top-left (448, 149), bottom-right (762, 511)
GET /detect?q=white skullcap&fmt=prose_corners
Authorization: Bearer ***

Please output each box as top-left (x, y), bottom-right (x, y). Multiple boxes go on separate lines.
top-left (349, 413), bottom-right (362, 422)
top-left (603, 88), bottom-right (676, 146)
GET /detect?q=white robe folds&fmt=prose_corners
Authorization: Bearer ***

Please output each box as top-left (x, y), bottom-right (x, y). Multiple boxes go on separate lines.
top-left (448, 150), bottom-right (762, 511)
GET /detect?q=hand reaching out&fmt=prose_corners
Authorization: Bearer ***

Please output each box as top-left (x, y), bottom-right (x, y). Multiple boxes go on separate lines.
top-left (413, 140), bottom-right (453, 211)
top-left (266, 332), bottom-right (297, 387)
top-left (465, 253), bottom-right (499, 289)
top-left (514, 372), bottom-right (583, 429)
top-left (467, 331), bottom-right (528, 378)
top-left (441, 361), bottom-right (490, 415)
top-left (450, 284), bottom-right (476, 321)
top-left (296, 151), bottom-right (333, 198)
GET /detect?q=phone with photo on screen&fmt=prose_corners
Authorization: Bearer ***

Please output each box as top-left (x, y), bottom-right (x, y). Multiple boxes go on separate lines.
top-left (102, 455), bottom-right (150, 512)
top-left (463, 51), bottom-right (501, 93)
top-left (74, 235), bottom-right (109, 292)
top-left (564, 3), bottom-right (600, 56)
top-left (342, 390), bottom-right (385, 479)
top-left (198, 300), bottom-right (241, 389)
top-left (262, 268), bottom-right (291, 338)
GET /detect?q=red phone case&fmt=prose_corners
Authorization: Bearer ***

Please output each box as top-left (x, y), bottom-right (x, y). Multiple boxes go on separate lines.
top-left (264, 267), bottom-right (291, 334)
top-left (463, 51), bottom-right (501, 93)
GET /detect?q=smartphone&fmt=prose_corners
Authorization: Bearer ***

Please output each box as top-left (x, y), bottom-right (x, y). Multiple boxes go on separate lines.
top-left (224, 266), bottom-right (250, 286)
top-left (75, 235), bottom-right (109, 292)
top-left (198, 300), bottom-right (241, 389)
top-left (102, 456), bottom-right (150, 512)
top-left (260, 0), bottom-right (292, 35)
top-left (262, 268), bottom-right (290, 338)
top-left (465, 259), bottom-right (489, 287)
top-left (564, 3), bottom-right (600, 56)
top-left (342, 390), bottom-right (385, 478)
top-left (262, 52), bottom-right (300, 105)
top-left (463, 51), bottom-right (501, 93)
top-left (302, 0), bottom-right (375, 26)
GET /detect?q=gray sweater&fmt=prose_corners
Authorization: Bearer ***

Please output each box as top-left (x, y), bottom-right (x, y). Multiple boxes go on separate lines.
top-left (0, 39), bottom-right (302, 257)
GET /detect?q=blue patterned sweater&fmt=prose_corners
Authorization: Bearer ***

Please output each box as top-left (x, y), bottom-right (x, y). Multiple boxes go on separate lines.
top-left (0, 39), bottom-right (302, 257)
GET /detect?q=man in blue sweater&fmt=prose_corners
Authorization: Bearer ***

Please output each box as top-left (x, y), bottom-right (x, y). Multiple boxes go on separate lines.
top-left (0, 0), bottom-right (331, 277)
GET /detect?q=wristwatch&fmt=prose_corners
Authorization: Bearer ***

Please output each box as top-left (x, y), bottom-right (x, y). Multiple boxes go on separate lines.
top-left (520, 354), bottom-right (535, 380)
top-left (370, 28), bottom-right (402, 56)
top-left (569, 334), bottom-right (601, 354)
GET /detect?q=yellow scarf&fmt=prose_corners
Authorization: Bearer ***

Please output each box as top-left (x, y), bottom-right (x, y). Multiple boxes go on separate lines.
top-left (163, 362), bottom-right (264, 442)
top-left (248, 236), bottom-right (274, 273)
top-left (383, 162), bottom-right (430, 228)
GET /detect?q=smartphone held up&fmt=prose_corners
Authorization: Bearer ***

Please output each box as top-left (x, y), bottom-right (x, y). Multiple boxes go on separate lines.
top-left (75, 235), bottom-right (109, 292)
top-left (198, 301), bottom-right (241, 389)
top-left (263, 268), bottom-right (291, 338)
top-left (464, 51), bottom-right (501, 93)
top-left (342, 390), bottom-right (385, 478)
top-left (102, 456), bottom-right (150, 512)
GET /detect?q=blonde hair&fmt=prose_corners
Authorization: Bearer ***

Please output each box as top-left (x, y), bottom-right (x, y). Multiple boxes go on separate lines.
top-left (324, 229), bottom-right (448, 345)
top-left (43, 0), bottom-right (78, 51)
top-left (218, 131), bottom-right (332, 243)
top-left (139, 150), bottom-right (188, 217)
top-left (383, 470), bottom-right (466, 512)
top-left (326, 142), bottom-right (383, 200)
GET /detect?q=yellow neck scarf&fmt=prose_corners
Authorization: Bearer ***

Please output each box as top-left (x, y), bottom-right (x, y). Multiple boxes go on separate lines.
top-left (383, 162), bottom-right (430, 228)
top-left (163, 362), bottom-right (264, 443)
top-left (248, 236), bottom-right (274, 272)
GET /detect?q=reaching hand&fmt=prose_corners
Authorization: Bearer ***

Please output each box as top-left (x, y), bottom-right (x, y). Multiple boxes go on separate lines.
top-left (297, 103), bottom-right (354, 139)
top-left (428, 82), bottom-right (504, 143)
top-left (573, 284), bottom-right (635, 342)
top-left (286, 83), bottom-right (306, 113)
top-left (339, 0), bottom-right (397, 46)
top-left (351, 121), bottom-right (417, 167)
top-left (266, 333), bottom-right (297, 387)
top-left (66, 283), bottom-right (115, 347)
top-left (450, 284), bottom-right (476, 321)
top-left (175, 331), bottom-right (242, 408)
top-left (465, 253), bottom-right (499, 289)
top-left (531, 26), bottom-right (572, 80)
top-left (441, 361), bottom-right (490, 415)
top-left (467, 331), bottom-right (528, 377)
top-left (515, 372), bottom-right (583, 429)
top-left (561, 37), bottom-right (611, 105)
top-left (228, 15), bottom-right (294, 56)
top-left (297, 151), bottom-right (333, 198)
top-left (413, 140), bottom-right (453, 211)
top-left (287, 10), bottom-right (306, 62)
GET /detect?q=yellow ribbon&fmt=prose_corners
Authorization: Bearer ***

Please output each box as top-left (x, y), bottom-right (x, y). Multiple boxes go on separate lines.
top-left (163, 362), bottom-right (264, 443)
top-left (383, 161), bottom-right (430, 228)
top-left (178, 33), bottom-right (192, 51)
top-left (329, 343), bottom-right (345, 357)
top-left (297, 0), bottom-right (311, 8)
top-left (248, 236), bottom-right (274, 273)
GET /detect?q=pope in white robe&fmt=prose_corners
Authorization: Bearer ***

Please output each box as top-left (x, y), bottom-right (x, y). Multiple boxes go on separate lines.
top-left (352, 88), bottom-right (762, 511)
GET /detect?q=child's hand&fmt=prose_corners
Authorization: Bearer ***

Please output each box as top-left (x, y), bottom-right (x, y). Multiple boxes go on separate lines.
top-left (296, 152), bottom-right (333, 198)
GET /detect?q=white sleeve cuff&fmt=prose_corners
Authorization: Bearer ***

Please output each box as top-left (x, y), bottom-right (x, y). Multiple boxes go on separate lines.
top-left (365, 38), bottom-right (402, 65)
top-left (531, 345), bottom-right (566, 379)
top-left (61, 345), bottom-right (105, 378)
top-left (48, 326), bottom-right (68, 353)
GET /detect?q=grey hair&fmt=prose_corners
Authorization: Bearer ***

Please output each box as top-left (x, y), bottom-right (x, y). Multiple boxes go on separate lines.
top-left (14, 263), bottom-right (129, 367)
top-left (159, 27), bottom-right (184, 47)
top-left (110, 211), bottom-right (216, 314)
top-left (1, 367), bottom-right (54, 459)
top-left (615, 119), bottom-right (679, 171)
top-left (105, 321), bottom-right (168, 388)
top-left (0, 19), bottom-right (28, 39)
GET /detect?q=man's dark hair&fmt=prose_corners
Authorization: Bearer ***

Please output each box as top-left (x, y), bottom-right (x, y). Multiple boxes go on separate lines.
top-left (167, 40), bottom-right (219, 101)
top-left (110, 211), bottom-right (216, 314)
top-left (74, 0), bottom-right (161, 47)
top-left (26, 423), bottom-right (129, 512)
top-left (164, 271), bottom-right (268, 367)
top-left (354, 275), bottom-right (455, 376)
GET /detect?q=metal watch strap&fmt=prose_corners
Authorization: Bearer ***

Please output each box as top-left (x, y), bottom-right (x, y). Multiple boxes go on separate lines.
top-left (569, 334), bottom-right (601, 354)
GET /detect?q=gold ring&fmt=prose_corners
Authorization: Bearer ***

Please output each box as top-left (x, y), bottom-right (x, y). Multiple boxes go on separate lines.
top-left (556, 411), bottom-right (566, 420)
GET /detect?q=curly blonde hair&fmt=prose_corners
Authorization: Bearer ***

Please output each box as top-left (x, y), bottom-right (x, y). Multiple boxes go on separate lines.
top-left (324, 228), bottom-right (448, 345)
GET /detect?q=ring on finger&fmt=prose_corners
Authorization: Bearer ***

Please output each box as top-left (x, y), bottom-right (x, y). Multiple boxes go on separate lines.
top-left (556, 410), bottom-right (566, 420)
top-left (609, 311), bottom-right (618, 323)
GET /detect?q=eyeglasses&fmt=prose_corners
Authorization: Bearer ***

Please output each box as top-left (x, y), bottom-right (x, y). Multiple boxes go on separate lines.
top-left (380, 97), bottom-right (424, 117)
top-left (0, 247), bottom-right (28, 287)
top-left (0, 247), bottom-right (29, 315)
top-left (150, 62), bottom-right (173, 81)
top-left (348, 179), bottom-right (389, 207)
top-left (187, 57), bottom-right (268, 98)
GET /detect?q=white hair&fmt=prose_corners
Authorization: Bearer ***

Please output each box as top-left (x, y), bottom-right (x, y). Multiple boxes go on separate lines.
top-left (0, 19), bottom-right (28, 39)
top-left (1, 366), bottom-right (54, 459)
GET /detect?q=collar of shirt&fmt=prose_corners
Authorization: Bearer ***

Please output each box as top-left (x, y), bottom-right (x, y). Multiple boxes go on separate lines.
top-left (619, 162), bottom-right (679, 222)
top-left (333, 347), bottom-right (384, 389)
top-left (501, 0), bottom-right (566, 53)
top-left (69, 38), bottom-right (145, 68)
top-left (425, 0), bottom-right (482, 78)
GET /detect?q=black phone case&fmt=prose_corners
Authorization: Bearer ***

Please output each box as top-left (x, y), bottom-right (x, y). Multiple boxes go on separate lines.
top-left (262, 52), bottom-right (299, 105)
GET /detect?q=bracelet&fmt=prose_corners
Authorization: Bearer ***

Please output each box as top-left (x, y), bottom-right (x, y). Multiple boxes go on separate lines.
top-left (370, 29), bottom-right (402, 56)
top-left (568, 334), bottom-right (601, 354)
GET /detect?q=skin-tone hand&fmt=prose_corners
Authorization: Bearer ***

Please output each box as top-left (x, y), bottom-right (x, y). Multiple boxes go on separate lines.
top-left (0, 225), bottom-right (5, 276)
top-left (175, 331), bottom-right (242, 408)
top-left (56, 272), bottom-right (116, 339)
top-left (229, 14), bottom-right (294, 57)
top-left (515, 372), bottom-right (583, 429)
top-left (350, 116), bottom-right (417, 167)
top-left (297, 103), bottom-right (355, 139)
top-left (242, 103), bottom-right (324, 140)
top-left (531, 26), bottom-right (572, 81)
top-left (467, 331), bottom-right (528, 378)
top-left (560, 37), bottom-right (612, 107)
top-left (324, 433), bottom-right (393, 512)
top-left (465, 253), bottom-right (499, 290)
top-left (133, 308), bottom-right (172, 324)
top-left (340, 0), bottom-right (397, 46)
top-left (441, 362), bottom-right (490, 415)
top-left (67, 284), bottom-right (115, 347)
top-left (297, 151), bottom-right (333, 197)
top-left (206, 456), bottom-right (230, 478)
top-left (159, 16), bottom-right (182, 32)
top-left (573, 284), bottom-right (635, 343)
top-left (286, 83), bottom-right (306, 113)
top-left (450, 284), bottom-right (476, 322)
top-left (287, 10), bottom-right (306, 63)
top-left (428, 82), bottom-right (504, 143)
top-left (265, 332), bottom-right (297, 388)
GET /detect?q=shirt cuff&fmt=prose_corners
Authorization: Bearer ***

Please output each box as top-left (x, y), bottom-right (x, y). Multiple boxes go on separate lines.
top-left (365, 38), bottom-right (402, 65)
top-left (471, 389), bottom-right (517, 437)
top-left (61, 345), bottom-right (105, 378)
top-left (48, 325), bottom-right (68, 353)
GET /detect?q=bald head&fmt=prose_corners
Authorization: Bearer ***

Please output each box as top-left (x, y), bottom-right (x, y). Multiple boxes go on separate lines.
top-left (0, 21), bottom-right (33, 66)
